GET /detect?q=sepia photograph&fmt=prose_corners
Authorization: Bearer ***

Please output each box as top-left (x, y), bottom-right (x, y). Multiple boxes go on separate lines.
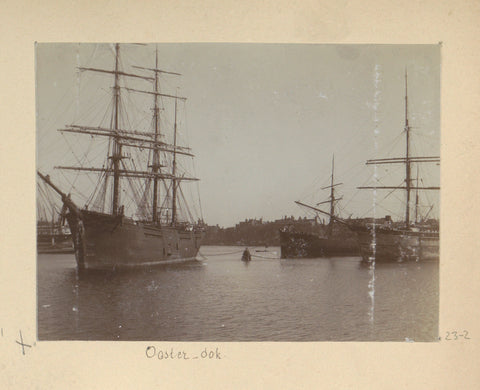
top-left (36, 43), bottom-right (440, 342)
top-left (3, 0), bottom-right (480, 388)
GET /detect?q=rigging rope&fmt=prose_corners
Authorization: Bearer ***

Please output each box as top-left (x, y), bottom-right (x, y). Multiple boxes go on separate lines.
top-left (198, 249), bottom-right (280, 260)
top-left (251, 253), bottom-right (280, 259)
top-left (92, 170), bottom-right (109, 212)
top-left (198, 249), bottom-right (245, 257)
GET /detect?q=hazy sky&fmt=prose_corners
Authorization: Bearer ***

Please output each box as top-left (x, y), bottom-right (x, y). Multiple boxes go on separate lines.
top-left (36, 43), bottom-right (440, 227)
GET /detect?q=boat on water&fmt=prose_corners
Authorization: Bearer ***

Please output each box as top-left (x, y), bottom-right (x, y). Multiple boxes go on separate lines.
top-left (351, 72), bottom-right (440, 262)
top-left (279, 156), bottom-right (360, 259)
top-left (37, 44), bottom-right (204, 270)
top-left (242, 248), bottom-right (252, 262)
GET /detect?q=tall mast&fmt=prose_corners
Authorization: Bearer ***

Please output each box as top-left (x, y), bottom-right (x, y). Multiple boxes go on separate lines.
top-left (357, 70), bottom-right (440, 220)
top-left (328, 155), bottom-right (335, 236)
top-left (111, 43), bottom-right (122, 215)
top-left (152, 47), bottom-right (161, 222)
top-left (128, 58), bottom-right (185, 223)
top-left (404, 70), bottom-right (411, 227)
top-left (171, 97), bottom-right (178, 225)
top-left (61, 45), bottom-right (199, 220)
top-left (313, 154), bottom-right (343, 234)
top-left (51, 206), bottom-right (55, 235)
top-left (415, 165), bottom-right (419, 224)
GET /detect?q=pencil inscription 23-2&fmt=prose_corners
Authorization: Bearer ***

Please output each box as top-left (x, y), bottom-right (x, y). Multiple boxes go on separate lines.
top-left (444, 330), bottom-right (470, 340)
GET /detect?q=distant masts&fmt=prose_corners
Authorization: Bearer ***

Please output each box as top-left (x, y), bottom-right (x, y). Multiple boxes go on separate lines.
top-left (415, 166), bottom-right (419, 224)
top-left (321, 155), bottom-right (342, 235)
top-left (329, 155), bottom-right (335, 232)
top-left (309, 154), bottom-right (344, 235)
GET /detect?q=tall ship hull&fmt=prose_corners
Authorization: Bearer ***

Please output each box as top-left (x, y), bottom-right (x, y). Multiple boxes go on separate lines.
top-left (279, 230), bottom-right (359, 258)
top-left (67, 210), bottom-right (202, 270)
top-left (351, 225), bottom-right (439, 262)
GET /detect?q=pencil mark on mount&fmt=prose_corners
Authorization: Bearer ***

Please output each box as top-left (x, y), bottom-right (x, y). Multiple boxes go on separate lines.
top-left (15, 330), bottom-right (32, 355)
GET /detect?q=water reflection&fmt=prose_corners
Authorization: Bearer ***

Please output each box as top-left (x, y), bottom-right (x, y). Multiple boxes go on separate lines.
top-left (38, 249), bottom-right (439, 341)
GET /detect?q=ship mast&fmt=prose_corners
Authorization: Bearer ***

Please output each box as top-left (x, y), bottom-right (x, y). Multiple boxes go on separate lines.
top-left (111, 43), bottom-right (122, 215)
top-left (415, 166), bottom-right (419, 224)
top-left (152, 47), bottom-right (161, 223)
top-left (357, 69), bottom-right (440, 223)
top-left (171, 97), bottom-right (178, 225)
top-left (404, 70), bottom-right (411, 227)
top-left (313, 154), bottom-right (343, 236)
top-left (329, 155), bottom-right (335, 228)
top-left (130, 57), bottom-right (185, 225)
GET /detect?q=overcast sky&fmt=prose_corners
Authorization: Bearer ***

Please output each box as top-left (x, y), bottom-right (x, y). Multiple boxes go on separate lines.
top-left (36, 43), bottom-right (440, 227)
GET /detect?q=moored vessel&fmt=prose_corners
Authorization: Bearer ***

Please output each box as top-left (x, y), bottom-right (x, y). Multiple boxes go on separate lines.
top-left (353, 71), bottom-right (440, 262)
top-left (37, 44), bottom-right (204, 269)
top-left (350, 219), bottom-right (439, 262)
top-left (280, 156), bottom-right (360, 259)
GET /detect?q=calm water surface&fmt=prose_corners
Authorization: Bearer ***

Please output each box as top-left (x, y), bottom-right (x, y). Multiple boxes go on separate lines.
top-left (37, 246), bottom-right (438, 341)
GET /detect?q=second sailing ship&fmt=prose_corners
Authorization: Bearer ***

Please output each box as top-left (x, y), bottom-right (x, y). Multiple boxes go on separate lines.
top-left (279, 156), bottom-right (359, 259)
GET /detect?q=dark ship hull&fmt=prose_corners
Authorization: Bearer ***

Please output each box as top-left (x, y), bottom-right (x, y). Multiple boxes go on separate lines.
top-left (351, 225), bottom-right (439, 262)
top-left (279, 230), bottom-right (359, 259)
top-left (66, 209), bottom-right (203, 270)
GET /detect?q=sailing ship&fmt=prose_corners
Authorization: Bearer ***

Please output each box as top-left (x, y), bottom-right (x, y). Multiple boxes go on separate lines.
top-left (350, 72), bottom-right (440, 262)
top-left (279, 156), bottom-right (360, 259)
top-left (37, 44), bottom-right (204, 269)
